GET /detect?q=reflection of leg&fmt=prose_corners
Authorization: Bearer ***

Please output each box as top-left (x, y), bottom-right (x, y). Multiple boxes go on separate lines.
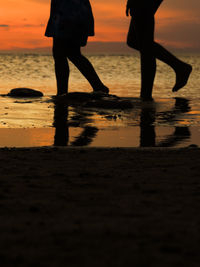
top-left (153, 43), bottom-right (192, 92)
top-left (67, 47), bottom-right (109, 94)
top-left (71, 126), bottom-right (98, 146)
top-left (53, 101), bottom-right (69, 146)
top-left (140, 126), bottom-right (156, 147)
top-left (157, 127), bottom-right (190, 147)
top-left (174, 97), bottom-right (190, 113)
top-left (53, 39), bottom-right (69, 95)
top-left (140, 106), bottom-right (156, 147)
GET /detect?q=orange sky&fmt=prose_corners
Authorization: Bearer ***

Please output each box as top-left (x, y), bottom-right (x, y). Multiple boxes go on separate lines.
top-left (0, 0), bottom-right (199, 51)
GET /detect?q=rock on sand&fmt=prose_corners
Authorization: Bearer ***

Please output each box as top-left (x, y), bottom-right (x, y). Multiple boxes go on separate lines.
top-left (8, 88), bottom-right (43, 97)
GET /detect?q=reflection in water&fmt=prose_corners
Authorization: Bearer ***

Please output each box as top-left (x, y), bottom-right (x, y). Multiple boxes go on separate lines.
top-left (157, 127), bottom-right (190, 147)
top-left (53, 100), bottom-right (98, 146)
top-left (140, 98), bottom-right (191, 147)
top-left (53, 101), bottom-right (69, 146)
top-left (71, 126), bottom-right (98, 146)
top-left (53, 97), bottom-right (191, 147)
top-left (140, 104), bottom-right (156, 147)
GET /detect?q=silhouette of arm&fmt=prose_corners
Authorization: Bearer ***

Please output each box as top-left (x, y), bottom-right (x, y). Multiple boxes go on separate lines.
top-left (153, 0), bottom-right (163, 14)
top-left (126, 0), bottom-right (133, 16)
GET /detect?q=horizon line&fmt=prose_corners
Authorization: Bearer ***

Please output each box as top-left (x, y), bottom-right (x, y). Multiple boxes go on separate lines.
top-left (0, 41), bottom-right (199, 54)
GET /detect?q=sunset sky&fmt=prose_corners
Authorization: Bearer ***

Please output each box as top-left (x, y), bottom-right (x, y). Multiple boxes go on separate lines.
top-left (0, 0), bottom-right (199, 51)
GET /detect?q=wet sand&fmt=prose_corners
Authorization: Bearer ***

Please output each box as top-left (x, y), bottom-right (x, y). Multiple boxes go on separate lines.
top-left (0, 147), bottom-right (200, 266)
top-left (0, 95), bottom-right (200, 148)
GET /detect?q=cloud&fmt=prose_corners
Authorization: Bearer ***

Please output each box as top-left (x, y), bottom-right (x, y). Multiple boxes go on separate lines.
top-left (23, 24), bottom-right (45, 28)
top-left (30, 0), bottom-right (49, 4)
top-left (0, 24), bottom-right (45, 29)
top-left (0, 24), bottom-right (9, 27)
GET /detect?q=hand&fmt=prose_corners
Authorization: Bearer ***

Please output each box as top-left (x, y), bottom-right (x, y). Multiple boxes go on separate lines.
top-left (126, 5), bottom-right (130, 16)
top-left (153, 0), bottom-right (163, 14)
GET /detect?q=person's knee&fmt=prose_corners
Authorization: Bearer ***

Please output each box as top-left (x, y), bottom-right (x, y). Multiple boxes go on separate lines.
top-left (53, 48), bottom-right (64, 60)
top-left (53, 54), bottom-right (68, 72)
top-left (127, 37), bottom-right (139, 50)
top-left (67, 53), bottom-right (83, 64)
top-left (140, 44), bottom-right (154, 56)
top-left (53, 55), bottom-right (66, 65)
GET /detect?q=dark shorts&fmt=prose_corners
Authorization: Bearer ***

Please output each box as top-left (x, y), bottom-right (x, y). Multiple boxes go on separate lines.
top-left (127, 12), bottom-right (155, 51)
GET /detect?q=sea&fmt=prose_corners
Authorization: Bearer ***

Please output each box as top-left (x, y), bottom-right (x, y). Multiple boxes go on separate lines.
top-left (0, 52), bottom-right (199, 147)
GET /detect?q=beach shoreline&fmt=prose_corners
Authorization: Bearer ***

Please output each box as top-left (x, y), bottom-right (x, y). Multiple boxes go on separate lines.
top-left (0, 146), bottom-right (200, 266)
top-left (1, 94), bottom-right (200, 148)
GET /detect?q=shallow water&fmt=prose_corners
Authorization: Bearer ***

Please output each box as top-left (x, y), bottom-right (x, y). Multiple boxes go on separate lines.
top-left (0, 53), bottom-right (199, 98)
top-left (0, 53), bottom-right (199, 147)
top-left (0, 95), bottom-right (199, 148)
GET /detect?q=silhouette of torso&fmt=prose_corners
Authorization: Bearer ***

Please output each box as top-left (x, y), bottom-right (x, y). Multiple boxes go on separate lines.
top-left (127, 0), bottom-right (163, 14)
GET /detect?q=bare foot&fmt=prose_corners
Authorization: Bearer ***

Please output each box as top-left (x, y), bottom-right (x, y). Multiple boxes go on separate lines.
top-left (141, 96), bottom-right (154, 102)
top-left (172, 63), bottom-right (192, 92)
top-left (93, 85), bottom-right (109, 95)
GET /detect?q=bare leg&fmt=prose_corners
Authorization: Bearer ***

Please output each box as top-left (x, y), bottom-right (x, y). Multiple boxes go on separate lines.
top-left (140, 52), bottom-right (156, 99)
top-left (153, 42), bottom-right (192, 92)
top-left (127, 18), bottom-right (192, 94)
top-left (67, 48), bottom-right (109, 94)
top-left (53, 39), bottom-right (69, 95)
top-left (53, 38), bottom-right (109, 95)
top-left (133, 14), bottom-right (156, 100)
top-left (54, 57), bottom-right (69, 95)
top-left (153, 42), bottom-right (184, 69)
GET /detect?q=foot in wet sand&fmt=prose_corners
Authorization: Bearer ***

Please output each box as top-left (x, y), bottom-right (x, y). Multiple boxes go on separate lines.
top-left (93, 85), bottom-right (109, 95)
top-left (172, 64), bottom-right (192, 92)
top-left (141, 96), bottom-right (154, 102)
top-left (55, 93), bottom-right (68, 98)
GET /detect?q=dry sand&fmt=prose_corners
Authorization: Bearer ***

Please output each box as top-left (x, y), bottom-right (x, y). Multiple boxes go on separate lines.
top-left (0, 147), bottom-right (200, 266)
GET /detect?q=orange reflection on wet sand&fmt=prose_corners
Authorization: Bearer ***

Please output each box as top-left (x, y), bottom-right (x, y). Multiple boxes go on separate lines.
top-left (0, 128), bottom-right (54, 147)
top-left (0, 126), bottom-right (198, 148)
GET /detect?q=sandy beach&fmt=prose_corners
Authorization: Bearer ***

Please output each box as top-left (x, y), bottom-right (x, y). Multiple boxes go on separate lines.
top-left (1, 0), bottom-right (200, 265)
top-left (0, 147), bottom-right (200, 266)
top-left (0, 57), bottom-right (200, 266)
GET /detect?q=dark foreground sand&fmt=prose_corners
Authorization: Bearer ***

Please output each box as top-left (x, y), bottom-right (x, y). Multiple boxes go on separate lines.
top-left (0, 147), bottom-right (200, 266)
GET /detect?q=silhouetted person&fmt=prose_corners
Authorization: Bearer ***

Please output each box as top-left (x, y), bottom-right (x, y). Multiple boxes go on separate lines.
top-left (126, 0), bottom-right (192, 100)
top-left (45, 0), bottom-right (109, 96)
